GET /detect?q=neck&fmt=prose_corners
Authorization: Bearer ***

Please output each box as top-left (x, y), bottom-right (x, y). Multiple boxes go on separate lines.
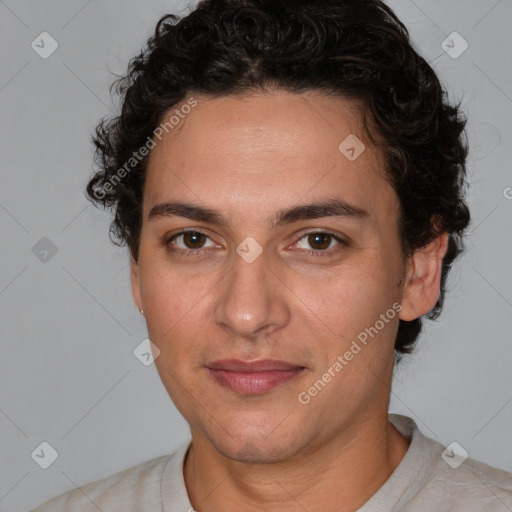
top-left (183, 413), bottom-right (410, 512)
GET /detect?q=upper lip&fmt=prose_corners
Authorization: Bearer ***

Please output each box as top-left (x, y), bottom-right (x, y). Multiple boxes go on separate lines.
top-left (206, 359), bottom-right (305, 372)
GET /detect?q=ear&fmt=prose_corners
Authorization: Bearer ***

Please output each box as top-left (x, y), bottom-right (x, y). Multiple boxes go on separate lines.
top-left (399, 231), bottom-right (449, 322)
top-left (130, 255), bottom-right (142, 313)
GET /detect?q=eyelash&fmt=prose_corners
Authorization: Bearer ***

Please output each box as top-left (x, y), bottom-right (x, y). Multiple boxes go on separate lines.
top-left (165, 228), bottom-right (348, 259)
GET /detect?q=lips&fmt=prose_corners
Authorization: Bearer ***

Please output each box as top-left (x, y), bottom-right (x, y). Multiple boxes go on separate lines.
top-left (206, 359), bottom-right (306, 394)
top-left (207, 359), bottom-right (304, 372)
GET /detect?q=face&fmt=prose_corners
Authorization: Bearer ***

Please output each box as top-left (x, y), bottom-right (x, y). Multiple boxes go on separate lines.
top-left (131, 90), bottom-right (422, 463)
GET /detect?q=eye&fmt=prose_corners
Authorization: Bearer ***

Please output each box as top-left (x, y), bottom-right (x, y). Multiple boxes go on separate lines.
top-left (166, 229), bottom-right (219, 256)
top-left (293, 231), bottom-right (347, 257)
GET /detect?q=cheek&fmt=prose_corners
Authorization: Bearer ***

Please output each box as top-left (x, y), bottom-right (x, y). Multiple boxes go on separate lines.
top-left (294, 263), bottom-right (399, 407)
top-left (298, 260), bottom-right (394, 329)
top-left (292, 257), bottom-right (401, 380)
top-left (140, 268), bottom-right (210, 405)
top-left (138, 263), bottom-right (218, 360)
top-left (140, 257), bottom-right (215, 314)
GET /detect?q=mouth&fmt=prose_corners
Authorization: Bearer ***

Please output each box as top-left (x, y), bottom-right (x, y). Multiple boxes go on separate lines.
top-left (206, 359), bottom-right (306, 395)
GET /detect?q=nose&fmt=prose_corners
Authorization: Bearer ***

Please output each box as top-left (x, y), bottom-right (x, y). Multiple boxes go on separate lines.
top-left (213, 250), bottom-right (291, 339)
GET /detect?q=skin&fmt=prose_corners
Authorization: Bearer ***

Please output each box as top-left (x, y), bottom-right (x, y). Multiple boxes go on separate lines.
top-left (130, 90), bottom-right (448, 511)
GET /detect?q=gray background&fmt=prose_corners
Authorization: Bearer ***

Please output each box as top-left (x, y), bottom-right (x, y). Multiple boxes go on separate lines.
top-left (0, 0), bottom-right (511, 510)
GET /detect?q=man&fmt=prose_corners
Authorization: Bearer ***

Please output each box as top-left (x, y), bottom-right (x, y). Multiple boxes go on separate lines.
top-left (30, 0), bottom-right (512, 510)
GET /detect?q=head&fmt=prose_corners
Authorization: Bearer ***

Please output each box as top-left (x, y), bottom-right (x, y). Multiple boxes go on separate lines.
top-left (86, 0), bottom-right (470, 461)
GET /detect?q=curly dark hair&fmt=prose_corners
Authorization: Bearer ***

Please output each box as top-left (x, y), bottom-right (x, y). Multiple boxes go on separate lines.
top-left (86, 0), bottom-right (471, 356)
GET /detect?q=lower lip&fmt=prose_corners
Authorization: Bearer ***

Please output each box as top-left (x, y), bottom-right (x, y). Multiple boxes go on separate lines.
top-left (207, 368), bottom-right (305, 394)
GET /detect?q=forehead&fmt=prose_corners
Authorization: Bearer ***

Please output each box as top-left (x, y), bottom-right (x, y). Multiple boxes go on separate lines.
top-left (144, 90), bottom-right (397, 226)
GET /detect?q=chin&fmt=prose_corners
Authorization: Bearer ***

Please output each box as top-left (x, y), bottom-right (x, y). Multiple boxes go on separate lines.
top-left (214, 436), bottom-right (295, 464)
top-left (200, 413), bottom-right (308, 464)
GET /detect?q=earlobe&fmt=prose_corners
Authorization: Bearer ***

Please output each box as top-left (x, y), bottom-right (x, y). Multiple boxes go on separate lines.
top-left (399, 232), bottom-right (449, 322)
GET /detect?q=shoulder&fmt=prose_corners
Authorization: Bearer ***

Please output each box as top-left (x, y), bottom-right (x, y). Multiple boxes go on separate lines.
top-left (424, 453), bottom-right (512, 511)
top-left (28, 448), bottom-right (183, 512)
top-left (390, 415), bottom-right (512, 511)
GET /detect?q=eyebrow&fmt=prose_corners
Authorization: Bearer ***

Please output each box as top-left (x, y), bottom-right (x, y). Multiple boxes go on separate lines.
top-left (147, 198), bottom-right (370, 228)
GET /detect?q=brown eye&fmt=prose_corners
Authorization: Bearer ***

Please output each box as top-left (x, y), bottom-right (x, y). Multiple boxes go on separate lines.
top-left (182, 231), bottom-right (207, 249)
top-left (294, 231), bottom-right (347, 257)
top-left (307, 233), bottom-right (333, 250)
top-left (167, 230), bottom-right (216, 252)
